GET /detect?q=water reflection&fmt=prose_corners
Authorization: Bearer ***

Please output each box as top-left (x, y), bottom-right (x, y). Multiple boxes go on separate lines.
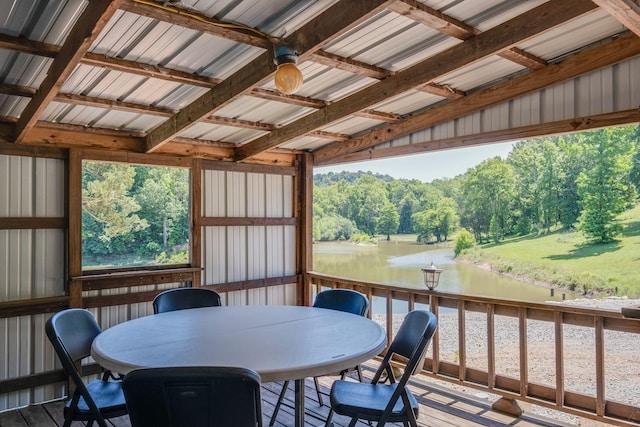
top-left (313, 240), bottom-right (573, 303)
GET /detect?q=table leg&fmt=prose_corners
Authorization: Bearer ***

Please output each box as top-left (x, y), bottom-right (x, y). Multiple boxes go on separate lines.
top-left (294, 378), bottom-right (305, 427)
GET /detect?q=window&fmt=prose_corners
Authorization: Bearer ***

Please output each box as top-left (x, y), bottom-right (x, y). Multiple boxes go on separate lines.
top-left (82, 161), bottom-right (190, 270)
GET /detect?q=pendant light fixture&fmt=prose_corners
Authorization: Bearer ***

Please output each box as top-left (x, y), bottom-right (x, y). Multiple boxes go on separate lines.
top-left (274, 45), bottom-right (303, 95)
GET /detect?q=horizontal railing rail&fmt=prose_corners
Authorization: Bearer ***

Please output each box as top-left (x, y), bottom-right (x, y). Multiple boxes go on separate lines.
top-left (307, 271), bottom-right (640, 426)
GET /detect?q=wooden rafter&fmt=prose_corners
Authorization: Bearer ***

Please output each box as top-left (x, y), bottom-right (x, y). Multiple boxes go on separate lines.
top-left (416, 83), bottom-right (465, 100)
top-left (143, 0), bottom-right (392, 153)
top-left (328, 109), bottom-right (640, 165)
top-left (5, 83), bottom-right (397, 143)
top-left (313, 32), bottom-right (640, 165)
top-left (13, 0), bottom-right (125, 143)
top-left (235, 0), bottom-right (598, 161)
top-left (390, 0), bottom-right (548, 70)
top-left (120, 0), bottom-right (272, 49)
top-left (308, 50), bottom-right (392, 79)
top-left (592, 0), bottom-right (640, 37)
top-left (82, 52), bottom-right (221, 87)
top-left (54, 92), bottom-right (174, 116)
top-left (0, 34), bottom-right (221, 87)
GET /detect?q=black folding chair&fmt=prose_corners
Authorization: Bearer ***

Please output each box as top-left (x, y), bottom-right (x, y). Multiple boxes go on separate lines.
top-left (45, 309), bottom-right (128, 427)
top-left (325, 310), bottom-right (438, 427)
top-left (153, 287), bottom-right (222, 314)
top-left (123, 366), bottom-right (263, 427)
top-left (270, 288), bottom-right (369, 426)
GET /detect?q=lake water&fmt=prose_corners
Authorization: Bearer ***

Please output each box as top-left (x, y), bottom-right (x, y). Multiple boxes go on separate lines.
top-left (313, 240), bottom-right (574, 304)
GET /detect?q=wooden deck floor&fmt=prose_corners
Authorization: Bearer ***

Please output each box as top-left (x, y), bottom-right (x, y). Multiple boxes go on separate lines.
top-left (0, 368), bottom-right (577, 427)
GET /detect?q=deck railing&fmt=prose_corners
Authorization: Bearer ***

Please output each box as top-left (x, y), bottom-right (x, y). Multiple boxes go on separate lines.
top-left (307, 272), bottom-right (640, 426)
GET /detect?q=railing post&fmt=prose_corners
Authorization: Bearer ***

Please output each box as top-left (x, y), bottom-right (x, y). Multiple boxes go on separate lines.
top-left (554, 311), bottom-right (565, 407)
top-left (487, 304), bottom-right (495, 389)
top-left (595, 316), bottom-right (605, 416)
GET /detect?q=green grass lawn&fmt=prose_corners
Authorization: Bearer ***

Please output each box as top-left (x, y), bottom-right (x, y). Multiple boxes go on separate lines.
top-left (461, 204), bottom-right (640, 297)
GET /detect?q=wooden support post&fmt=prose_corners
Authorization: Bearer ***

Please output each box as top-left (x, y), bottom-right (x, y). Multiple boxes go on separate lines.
top-left (295, 153), bottom-right (313, 307)
top-left (191, 158), bottom-right (202, 288)
top-left (68, 149), bottom-right (83, 306)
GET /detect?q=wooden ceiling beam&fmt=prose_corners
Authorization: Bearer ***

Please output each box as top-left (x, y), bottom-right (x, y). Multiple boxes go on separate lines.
top-left (54, 92), bottom-right (174, 116)
top-left (236, 0), bottom-right (597, 161)
top-left (144, 0), bottom-right (392, 153)
top-left (201, 116), bottom-right (276, 131)
top-left (388, 0), bottom-right (476, 39)
top-left (308, 131), bottom-right (351, 142)
top-left (308, 51), bottom-right (392, 79)
top-left (390, 0), bottom-right (548, 70)
top-left (22, 122), bottom-right (144, 152)
top-left (120, 0), bottom-right (272, 49)
top-left (13, 0), bottom-right (125, 143)
top-left (357, 110), bottom-right (403, 122)
top-left (499, 47), bottom-right (548, 70)
top-left (249, 88), bottom-right (327, 108)
top-left (0, 83), bottom-right (37, 97)
top-left (6, 83), bottom-right (395, 138)
top-left (313, 32), bottom-right (640, 165)
top-left (416, 83), bottom-right (465, 99)
top-left (123, 0), bottom-right (399, 83)
top-left (592, 0), bottom-right (640, 37)
top-left (82, 52), bottom-right (220, 87)
top-left (0, 34), bottom-right (221, 87)
top-left (0, 33), bottom-right (58, 57)
top-left (329, 109), bottom-right (640, 165)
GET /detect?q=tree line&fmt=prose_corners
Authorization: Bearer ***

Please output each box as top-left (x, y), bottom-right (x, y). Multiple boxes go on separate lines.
top-left (82, 162), bottom-right (190, 267)
top-left (313, 126), bottom-right (640, 247)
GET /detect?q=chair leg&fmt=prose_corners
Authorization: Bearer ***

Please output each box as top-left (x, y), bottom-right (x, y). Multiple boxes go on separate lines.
top-left (348, 418), bottom-right (359, 427)
top-left (324, 407), bottom-right (334, 427)
top-left (313, 376), bottom-right (324, 406)
top-left (269, 380), bottom-right (290, 426)
top-left (356, 365), bottom-right (364, 382)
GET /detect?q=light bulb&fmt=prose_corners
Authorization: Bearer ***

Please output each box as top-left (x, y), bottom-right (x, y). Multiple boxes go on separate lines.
top-left (274, 62), bottom-right (303, 95)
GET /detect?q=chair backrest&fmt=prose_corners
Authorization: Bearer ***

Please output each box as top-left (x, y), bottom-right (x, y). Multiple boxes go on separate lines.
top-left (123, 366), bottom-right (263, 427)
top-left (372, 310), bottom-right (438, 384)
top-left (46, 308), bottom-right (102, 373)
top-left (153, 288), bottom-right (222, 314)
top-left (313, 288), bottom-right (369, 316)
top-left (45, 308), bottom-right (104, 406)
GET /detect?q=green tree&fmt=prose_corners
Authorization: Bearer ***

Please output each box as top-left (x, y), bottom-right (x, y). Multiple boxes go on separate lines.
top-left (557, 134), bottom-right (591, 228)
top-left (347, 175), bottom-right (389, 235)
top-left (508, 140), bottom-right (542, 235)
top-left (454, 228), bottom-right (475, 256)
top-left (434, 197), bottom-right (459, 241)
top-left (314, 216), bottom-right (357, 241)
top-left (377, 202), bottom-right (400, 240)
top-left (538, 140), bottom-right (564, 231)
top-left (136, 167), bottom-right (189, 254)
top-left (412, 209), bottom-right (437, 244)
top-left (577, 127), bottom-right (636, 242)
top-left (83, 163), bottom-right (148, 244)
top-left (412, 198), bottom-right (458, 243)
top-left (398, 193), bottom-right (419, 234)
top-left (460, 157), bottom-right (515, 243)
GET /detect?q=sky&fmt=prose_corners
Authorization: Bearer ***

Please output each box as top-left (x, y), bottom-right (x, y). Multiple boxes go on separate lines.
top-left (314, 141), bottom-right (515, 182)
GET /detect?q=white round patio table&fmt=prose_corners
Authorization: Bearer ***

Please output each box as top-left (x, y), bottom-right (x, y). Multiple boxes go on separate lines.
top-left (91, 305), bottom-right (386, 427)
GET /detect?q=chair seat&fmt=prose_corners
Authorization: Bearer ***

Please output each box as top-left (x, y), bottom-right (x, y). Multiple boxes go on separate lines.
top-left (65, 380), bottom-right (127, 416)
top-left (330, 380), bottom-right (419, 420)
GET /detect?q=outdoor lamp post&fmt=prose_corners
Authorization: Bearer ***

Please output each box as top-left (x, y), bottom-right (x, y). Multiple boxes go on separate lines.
top-left (422, 261), bottom-right (442, 290)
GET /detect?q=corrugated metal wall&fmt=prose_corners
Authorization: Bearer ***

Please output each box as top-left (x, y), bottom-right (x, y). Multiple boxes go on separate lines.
top-left (202, 169), bottom-right (296, 306)
top-left (382, 56), bottom-right (640, 149)
top-left (0, 154), bottom-right (65, 410)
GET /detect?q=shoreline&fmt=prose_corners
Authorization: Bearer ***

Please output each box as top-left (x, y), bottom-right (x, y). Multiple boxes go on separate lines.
top-left (457, 256), bottom-right (580, 295)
